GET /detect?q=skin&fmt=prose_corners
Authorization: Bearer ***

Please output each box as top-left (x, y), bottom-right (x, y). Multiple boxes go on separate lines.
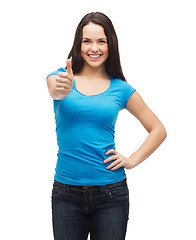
top-left (104, 93), bottom-right (167, 170)
top-left (47, 22), bottom-right (167, 170)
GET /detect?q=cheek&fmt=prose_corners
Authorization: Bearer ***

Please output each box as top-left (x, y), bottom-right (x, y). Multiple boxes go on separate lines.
top-left (102, 46), bottom-right (109, 57)
top-left (81, 45), bottom-right (89, 55)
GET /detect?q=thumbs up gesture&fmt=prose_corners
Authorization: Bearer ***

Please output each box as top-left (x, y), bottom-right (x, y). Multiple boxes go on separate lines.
top-left (56, 59), bottom-right (74, 97)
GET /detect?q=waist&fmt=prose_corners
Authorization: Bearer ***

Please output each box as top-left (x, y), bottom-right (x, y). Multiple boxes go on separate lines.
top-left (54, 177), bottom-right (127, 191)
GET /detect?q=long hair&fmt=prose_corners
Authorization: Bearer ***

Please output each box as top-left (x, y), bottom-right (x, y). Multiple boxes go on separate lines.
top-left (67, 12), bottom-right (126, 82)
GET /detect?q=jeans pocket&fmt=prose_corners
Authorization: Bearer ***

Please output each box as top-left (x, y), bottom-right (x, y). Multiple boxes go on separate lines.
top-left (108, 182), bottom-right (129, 200)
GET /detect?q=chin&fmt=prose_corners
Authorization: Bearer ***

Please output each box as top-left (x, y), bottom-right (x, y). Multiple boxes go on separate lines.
top-left (87, 62), bottom-right (105, 69)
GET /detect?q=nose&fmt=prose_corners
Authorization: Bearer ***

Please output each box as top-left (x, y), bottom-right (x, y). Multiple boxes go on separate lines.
top-left (91, 42), bottom-right (99, 52)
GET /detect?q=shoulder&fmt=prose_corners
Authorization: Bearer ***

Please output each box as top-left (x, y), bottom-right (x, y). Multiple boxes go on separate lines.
top-left (110, 77), bottom-right (125, 86)
top-left (46, 67), bottom-right (66, 80)
top-left (111, 77), bottom-right (130, 84)
top-left (111, 77), bottom-right (135, 90)
top-left (55, 67), bottom-right (67, 73)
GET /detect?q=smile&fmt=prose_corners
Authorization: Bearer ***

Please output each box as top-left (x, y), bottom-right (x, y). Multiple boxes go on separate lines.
top-left (87, 54), bottom-right (102, 59)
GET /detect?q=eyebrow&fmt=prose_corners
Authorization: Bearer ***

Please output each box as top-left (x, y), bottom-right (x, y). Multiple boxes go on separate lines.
top-left (82, 37), bottom-right (107, 40)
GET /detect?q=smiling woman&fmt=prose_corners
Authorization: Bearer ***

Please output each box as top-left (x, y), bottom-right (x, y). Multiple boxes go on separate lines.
top-left (67, 12), bottom-right (125, 80)
top-left (46, 11), bottom-right (166, 240)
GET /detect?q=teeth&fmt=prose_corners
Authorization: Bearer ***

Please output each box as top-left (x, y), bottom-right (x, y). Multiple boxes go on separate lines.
top-left (89, 55), bottom-right (101, 58)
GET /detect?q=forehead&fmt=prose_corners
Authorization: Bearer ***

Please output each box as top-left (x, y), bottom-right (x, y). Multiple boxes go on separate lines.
top-left (82, 23), bottom-right (106, 39)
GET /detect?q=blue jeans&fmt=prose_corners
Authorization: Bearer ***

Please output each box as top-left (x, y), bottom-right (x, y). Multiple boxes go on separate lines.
top-left (51, 177), bottom-right (130, 240)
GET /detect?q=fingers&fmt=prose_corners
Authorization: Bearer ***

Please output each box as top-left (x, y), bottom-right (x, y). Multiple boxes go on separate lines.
top-left (104, 149), bottom-right (126, 170)
top-left (66, 59), bottom-right (73, 76)
top-left (57, 72), bottom-right (72, 81)
top-left (103, 154), bottom-right (116, 163)
top-left (56, 87), bottom-right (68, 95)
top-left (105, 156), bottom-right (125, 170)
top-left (56, 77), bottom-right (71, 90)
top-left (54, 59), bottom-right (74, 97)
top-left (105, 149), bottom-right (117, 155)
top-left (55, 74), bottom-right (73, 96)
top-left (56, 81), bottom-right (69, 89)
top-left (104, 149), bottom-right (118, 163)
top-left (106, 159), bottom-right (122, 169)
top-left (109, 160), bottom-right (126, 171)
top-left (56, 59), bottom-right (73, 85)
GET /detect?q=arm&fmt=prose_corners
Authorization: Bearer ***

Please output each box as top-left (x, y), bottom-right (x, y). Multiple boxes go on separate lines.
top-left (125, 91), bottom-right (167, 167)
top-left (104, 91), bottom-right (167, 170)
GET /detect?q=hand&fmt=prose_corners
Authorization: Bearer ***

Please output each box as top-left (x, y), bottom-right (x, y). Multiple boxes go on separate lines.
top-left (104, 149), bottom-right (136, 171)
top-left (55, 59), bottom-right (74, 96)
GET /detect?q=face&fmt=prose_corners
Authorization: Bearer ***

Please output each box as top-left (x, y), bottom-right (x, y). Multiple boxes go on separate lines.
top-left (81, 22), bottom-right (109, 70)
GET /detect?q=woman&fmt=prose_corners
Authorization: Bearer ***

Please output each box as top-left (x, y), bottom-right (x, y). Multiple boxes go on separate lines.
top-left (46, 12), bottom-right (167, 240)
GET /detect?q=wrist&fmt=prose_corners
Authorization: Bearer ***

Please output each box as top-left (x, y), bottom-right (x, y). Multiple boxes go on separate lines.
top-left (125, 157), bottom-right (138, 169)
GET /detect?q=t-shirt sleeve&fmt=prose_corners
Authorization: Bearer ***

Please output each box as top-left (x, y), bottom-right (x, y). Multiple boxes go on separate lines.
top-left (120, 80), bottom-right (136, 109)
top-left (46, 67), bottom-right (66, 80)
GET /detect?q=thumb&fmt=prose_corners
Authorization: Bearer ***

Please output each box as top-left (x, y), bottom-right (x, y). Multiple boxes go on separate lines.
top-left (66, 59), bottom-right (73, 76)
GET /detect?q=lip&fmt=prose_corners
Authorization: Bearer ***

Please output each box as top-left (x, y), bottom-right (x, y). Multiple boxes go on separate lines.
top-left (87, 54), bottom-right (103, 60)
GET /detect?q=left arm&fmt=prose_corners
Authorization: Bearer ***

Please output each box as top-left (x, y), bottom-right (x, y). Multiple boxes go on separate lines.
top-left (104, 91), bottom-right (167, 170)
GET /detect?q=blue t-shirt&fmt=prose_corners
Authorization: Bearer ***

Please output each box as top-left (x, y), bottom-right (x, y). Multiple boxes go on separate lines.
top-left (46, 68), bottom-right (136, 186)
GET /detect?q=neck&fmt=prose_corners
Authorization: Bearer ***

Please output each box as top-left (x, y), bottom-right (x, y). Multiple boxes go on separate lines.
top-left (79, 63), bottom-right (108, 79)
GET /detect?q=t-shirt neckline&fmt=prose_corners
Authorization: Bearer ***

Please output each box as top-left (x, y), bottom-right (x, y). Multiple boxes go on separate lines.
top-left (73, 76), bottom-right (112, 97)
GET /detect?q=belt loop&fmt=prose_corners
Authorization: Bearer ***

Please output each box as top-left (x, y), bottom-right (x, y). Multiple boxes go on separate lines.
top-left (99, 184), bottom-right (106, 193)
top-left (65, 184), bottom-right (69, 192)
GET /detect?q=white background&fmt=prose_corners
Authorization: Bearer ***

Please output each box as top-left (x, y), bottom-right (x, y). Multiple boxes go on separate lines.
top-left (0, 0), bottom-right (196, 239)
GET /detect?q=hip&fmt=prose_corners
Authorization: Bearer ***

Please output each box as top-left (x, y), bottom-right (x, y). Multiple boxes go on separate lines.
top-left (52, 177), bottom-right (129, 202)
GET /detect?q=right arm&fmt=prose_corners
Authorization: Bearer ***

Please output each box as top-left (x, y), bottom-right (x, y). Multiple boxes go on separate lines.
top-left (46, 59), bottom-right (74, 100)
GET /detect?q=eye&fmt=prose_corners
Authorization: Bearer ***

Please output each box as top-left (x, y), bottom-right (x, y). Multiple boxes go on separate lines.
top-left (82, 40), bottom-right (90, 43)
top-left (99, 40), bottom-right (107, 44)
